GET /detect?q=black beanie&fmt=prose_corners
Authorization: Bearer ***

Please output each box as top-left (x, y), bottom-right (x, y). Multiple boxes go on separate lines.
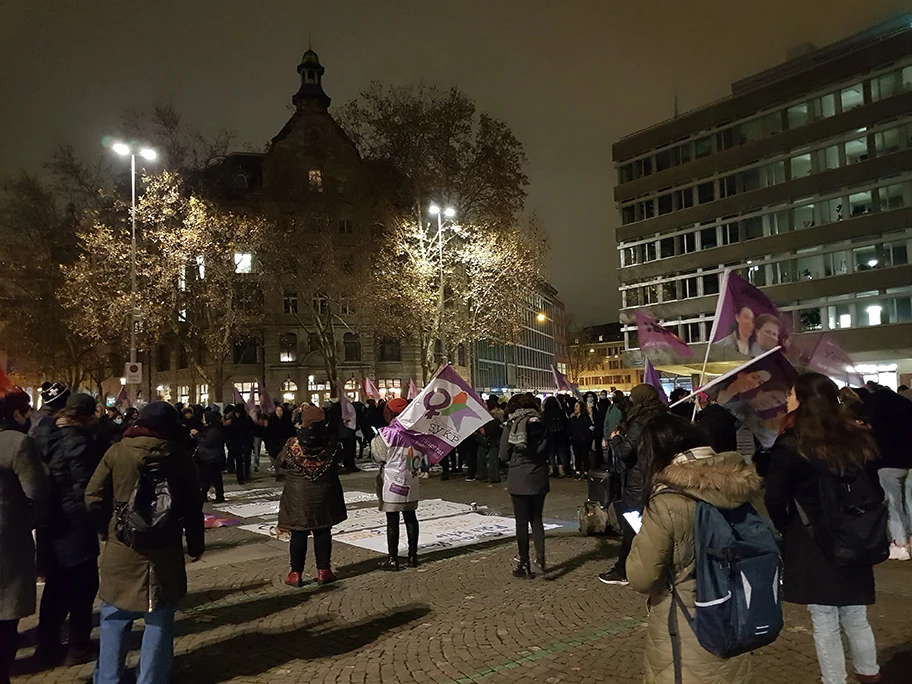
top-left (138, 401), bottom-right (179, 429)
top-left (65, 393), bottom-right (97, 417)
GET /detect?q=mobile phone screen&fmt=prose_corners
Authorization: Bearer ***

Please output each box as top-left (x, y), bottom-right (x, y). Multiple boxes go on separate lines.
top-left (623, 511), bottom-right (643, 534)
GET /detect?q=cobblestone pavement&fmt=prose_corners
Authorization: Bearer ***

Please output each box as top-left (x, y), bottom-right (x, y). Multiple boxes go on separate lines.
top-left (11, 467), bottom-right (912, 683)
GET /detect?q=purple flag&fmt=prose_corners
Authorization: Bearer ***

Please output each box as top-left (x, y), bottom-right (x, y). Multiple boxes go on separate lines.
top-left (380, 363), bottom-right (491, 464)
top-left (114, 386), bottom-right (130, 410)
top-left (232, 385), bottom-right (245, 406)
top-left (644, 359), bottom-right (668, 404)
top-left (711, 271), bottom-right (791, 359)
top-left (551, 364), bottom-right (582, 399)
top-left (788, 333), bottom-right (864, 386)
top-left (407, 378), bottom-right (419, 400)
top-left (364, 377), bottom-right (380, 401)
top-left (246, 382), bottom-right (258, 414)
top-left (337, 380), bottom-right (357, 429)
top-left (636, 310), bottom-right (693, 360)
top-left (258, 378), bottom-right (273, 413)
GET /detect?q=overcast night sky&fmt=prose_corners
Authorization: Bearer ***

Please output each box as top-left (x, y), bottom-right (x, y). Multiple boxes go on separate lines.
top-left (1, 0), bottom-right (908, 325)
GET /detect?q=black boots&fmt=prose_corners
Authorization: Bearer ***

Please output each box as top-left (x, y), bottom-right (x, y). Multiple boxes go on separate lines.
top-left (380, 556), bottom-right (400, 571)
top-left (512, 561), bottom-right (534, 579)
top-left (407, 552), bottom-right (419, 568)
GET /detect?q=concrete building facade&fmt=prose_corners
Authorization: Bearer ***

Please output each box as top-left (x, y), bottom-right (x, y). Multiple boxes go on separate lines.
top-left (614, 17), bottom-right (912, 388)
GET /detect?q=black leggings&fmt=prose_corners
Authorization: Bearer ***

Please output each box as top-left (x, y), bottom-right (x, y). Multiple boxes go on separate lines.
top-left (289, 528), bottom-right (332, 572)
top-left (511, 493), bottom-right (547, 564)
top-left (0, 619), bottom-right (18, 684)
top-left (386, 511), bottom-right (419, 557)
top-left (198, 463), bottom-right (224, 501)
top-left (38, 558), bottom-right (99, 650)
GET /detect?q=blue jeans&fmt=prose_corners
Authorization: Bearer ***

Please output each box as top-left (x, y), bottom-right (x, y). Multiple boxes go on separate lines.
top-left (878, 468), bottom-right (912, 544)
top-left (94, 601), bottom-right (176, 684)
top-left (808, 605), bottom-right (879, 684)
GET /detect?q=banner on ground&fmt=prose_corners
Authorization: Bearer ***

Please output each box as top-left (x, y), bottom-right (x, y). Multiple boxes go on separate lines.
top-left (644, 359), bottom-right (669, 404)
top-left (674, 347), bottom-right (797, 449)
top-left (636, 310), bottom-right (693, 364)
top-left (710, 271), bottom-right (791, 359)
top-left (380, 363), bottom-right (491, 465)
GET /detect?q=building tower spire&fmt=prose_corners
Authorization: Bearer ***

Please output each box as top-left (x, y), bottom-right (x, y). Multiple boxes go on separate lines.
top-left (293, 46), bottom-right (331, 110)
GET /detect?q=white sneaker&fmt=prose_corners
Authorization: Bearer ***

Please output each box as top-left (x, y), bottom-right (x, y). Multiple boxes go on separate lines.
top-left (888, 543), bottom-right (911, 561)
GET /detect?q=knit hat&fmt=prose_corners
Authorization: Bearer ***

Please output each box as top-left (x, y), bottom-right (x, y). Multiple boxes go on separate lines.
top-left (65, 393), bottom-right (97, 417)
top-left (386, 398), bottom-right (408, 416)
top-left (41, 382), bottom-right (70, 408)
top-left (298, 405), bottom-right (325, 428)
top-left (137, 400), bottom-right (179, 429)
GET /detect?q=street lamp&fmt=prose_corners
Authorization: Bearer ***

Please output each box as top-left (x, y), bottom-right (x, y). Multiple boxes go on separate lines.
top-left (536, 313), bottom-right (547, 323)
top-left (110, 142), bottom-right (157, 372)
top-left (429, 203), bottom-right (456, 363)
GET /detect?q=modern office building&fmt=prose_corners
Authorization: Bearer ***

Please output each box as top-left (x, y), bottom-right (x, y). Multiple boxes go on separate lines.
top-left (614, 16), bottom-right (912, 389)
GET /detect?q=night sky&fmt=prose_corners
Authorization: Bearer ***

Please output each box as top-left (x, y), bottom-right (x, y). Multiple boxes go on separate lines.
top-left (1, 0), bottom-right (906, 324)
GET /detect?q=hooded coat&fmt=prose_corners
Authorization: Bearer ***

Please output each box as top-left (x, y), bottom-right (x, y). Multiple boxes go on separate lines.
top-left (610, 385), bottom-right (667, 510)
top-left (627, 448), bottom-right (760, 684)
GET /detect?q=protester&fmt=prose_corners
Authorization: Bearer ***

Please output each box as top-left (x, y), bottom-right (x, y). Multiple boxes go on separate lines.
top-left (600, 383), bottom-right (667, 585)
top-left (85, 401), bottom-right (204, 684)
top-left (668, 388), bottom-right (693, 420)
top-left (234, 404), bottom-right (255, 484)
top-left (593, 391), bottom-right (610, 469)
top-left (278, 405), bottom-right (346, 587)
top-left (601, 390), bottom-right (628, 466)
top-left (765, 373), bottom-right (882, 684)
top-left (568, 400), bottom-right (594, 480)
top-left (29, 382), bottom-right (70, 437)
top-left (265, 404), bottom-right (295, 481)
top-left (479, 395), bottom-right (505, 484)
top-left (866, 385), bottom-right (912, 560)
top-left (627, 413), bottom-right (758, 683)
top-left (193, 410), bottom-right (226, 503)
top-left (0, 388), bottom-right (47, 684)
top-left (35, 394), bottom-right (106, 666)
top-left (542, 396), bottom-right (570, 478)
top-left (222, 404), bottom-right (240, 476)
top-left (500, 394), bottom-right (549, 578)
top-left (694, 397), bottom-right (739, 455)
top-left (98, 407), bottom-right (124, 445)
top-left (372, 398), bottom-right (421, 570)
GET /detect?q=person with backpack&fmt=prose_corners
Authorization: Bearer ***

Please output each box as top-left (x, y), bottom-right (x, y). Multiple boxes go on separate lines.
top-left (627, 413), bottom-right (774, 683)
top-left (278, 405), bottom-right (346, 587)
top-left (600, 383), bottom-right (667, 586)
top-left (84, 401), bottom-right (204, 684)
top-left (765, 373), bottom-right (884, 684)
top-left (500, 394), bottom-right (549, 579)
top-left (34, 394), bottom-right (107, 667)
top-left (192, 410), bottom-right (226, 503)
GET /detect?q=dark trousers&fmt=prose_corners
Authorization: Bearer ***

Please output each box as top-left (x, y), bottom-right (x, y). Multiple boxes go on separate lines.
top-left (460, 440), bottom-right (479, 479)
top-left (289, 528), bottom-right (332, 572)
top-left (612, 501), bottom-right (636, 578)
top-left (0, 619), bottom-right (18, 684)
top-left (485, 443), bottom-right (502, 483)
top-left (198, 463), bottom-right (224, 501)
top-left (225, 448), bottom-right (236, 473)
top-left (386, 510), bottom-right (419, 557)
top-left (511, 493), bottom-right (547, 565)
top-left (234, 443), bottom-right (251, 483)
top-left (572, 441), bottom-right (591, 475)
top-left (38, 558), bottom-right (98, 651)
top-left (341, 435), bottom-right (357, 470)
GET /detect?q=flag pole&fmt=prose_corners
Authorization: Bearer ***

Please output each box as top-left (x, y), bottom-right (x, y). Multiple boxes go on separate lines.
top-left (692, 268), bottom-right (731, 420)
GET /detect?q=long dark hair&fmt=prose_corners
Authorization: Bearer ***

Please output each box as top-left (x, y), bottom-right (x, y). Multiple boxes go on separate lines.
top-left (790, 373), bottom-right (878, 472)
top-left (542, 396), bottom-right (567, 426)
top-left (638, 413), bottom-right (710, 507)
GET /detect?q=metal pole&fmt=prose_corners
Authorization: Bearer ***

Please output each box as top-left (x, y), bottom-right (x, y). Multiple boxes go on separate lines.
top-left (130, 153), bottom-right (137, 365)
top-left (438, 212), bottom-right (447, 363)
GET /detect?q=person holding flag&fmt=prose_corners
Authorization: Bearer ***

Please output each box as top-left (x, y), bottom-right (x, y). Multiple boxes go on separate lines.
top-left (372, 398), bottom-right (421, 571)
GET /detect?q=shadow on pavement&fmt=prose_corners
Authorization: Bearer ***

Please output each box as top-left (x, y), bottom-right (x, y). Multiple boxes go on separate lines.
top-left (542, 536), bottom-right (618, 581)
top-left (182, 579), bottom-right (274, 610)
top-left (172, 603), bottom-right (431, 683)
top-left (879, 639), bottom-right (912, 683)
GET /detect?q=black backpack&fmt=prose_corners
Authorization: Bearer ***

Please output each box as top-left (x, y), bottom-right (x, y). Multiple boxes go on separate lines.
top-left (114, 463), bottom-right (181, 550)
top-left (797, 463), bottom-right (889, 567)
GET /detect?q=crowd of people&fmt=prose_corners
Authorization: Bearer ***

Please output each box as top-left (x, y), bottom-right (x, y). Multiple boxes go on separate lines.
top-left (1, 374), bottom-right (910, 684)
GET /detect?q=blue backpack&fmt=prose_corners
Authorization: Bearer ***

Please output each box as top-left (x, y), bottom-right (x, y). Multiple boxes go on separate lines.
top-left (655, 490), bottom-right (783, 676)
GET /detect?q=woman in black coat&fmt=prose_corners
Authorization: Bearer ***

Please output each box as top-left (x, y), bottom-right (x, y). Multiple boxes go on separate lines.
top-left (500, 395), bottom-right (549, 579)
top-left (568, 400), bottom-right (594, 479)
top-left (278, 405), bottom-right (347, 587)
top-left (193, 410), bottom-right (225, 503)
top-left (765, 373), bottom-right (882, 684)
top-left (541, 396), bottom-right (570, 478)
top-left (35, 393), bottom-right (105, 666)
top-left (265, 405), bottom-right (296, 481)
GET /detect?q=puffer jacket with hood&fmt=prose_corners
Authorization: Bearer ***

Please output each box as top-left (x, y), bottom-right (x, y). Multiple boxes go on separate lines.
top-left (627, 447), bottom-right (762, 684)
top-left (85, 433), bottom-right (204, 613)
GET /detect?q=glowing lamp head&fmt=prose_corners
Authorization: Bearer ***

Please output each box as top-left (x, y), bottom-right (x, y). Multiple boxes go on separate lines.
top-left (536, 313), bottom-right (546, 322)
top-left (112, 143), bottom-right (131, 156)
top-left (428, 204), bottom-right (441, 215)
top-left (444, 207), bottom-right (456, 218)
top-left (139, 148), bottom-right (157, 161)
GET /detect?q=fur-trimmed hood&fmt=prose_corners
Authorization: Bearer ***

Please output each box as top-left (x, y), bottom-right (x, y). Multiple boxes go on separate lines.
top-left (654, 447), bottom-right (762, 509)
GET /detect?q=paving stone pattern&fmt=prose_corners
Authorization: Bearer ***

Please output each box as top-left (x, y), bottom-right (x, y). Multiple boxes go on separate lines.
top-left (11, 469), bottom-right (912, 683)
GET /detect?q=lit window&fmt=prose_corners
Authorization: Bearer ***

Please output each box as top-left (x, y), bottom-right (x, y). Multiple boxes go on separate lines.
top-left (198, 384), bottom-right (209, 405)
top-left (308, 170), bottom-right (323, 191)
top-left (866, 304), bottom-right (882, 326)
top-left (279, 333), bottom-right (297, 363)
top-left (234, 253), bottom-right (252, 273)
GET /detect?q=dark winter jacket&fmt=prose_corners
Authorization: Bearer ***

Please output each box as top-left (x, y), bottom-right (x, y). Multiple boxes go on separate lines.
top-left (694, 403), bottom-right (739, 455)
top-left (499, 409), bottom-right (550, 496)
top-left (38, 419), bottom-right (107, 569)
top-left (194, 424), bottom-right (226, 466)
top-left (277, 438), bottom-right (347, 531)
top-left (568, 412), bottom-right (594, 445)
top-left (609, 418), bottom-right (650, 511)
top-left (867, 388), bottom-right (912, 470)
top-left (85, 434), bottom-right (204, 613)
top-left (764, 431), bottom-right (877, 606)
top-left (265, 413), bottom-right (295, 458)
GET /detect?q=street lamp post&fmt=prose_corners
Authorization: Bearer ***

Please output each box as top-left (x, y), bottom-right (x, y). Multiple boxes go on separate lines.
top-left (110, 143), bottom-right (157, 374)
top-left (428, 203), bottom-right (456, 363)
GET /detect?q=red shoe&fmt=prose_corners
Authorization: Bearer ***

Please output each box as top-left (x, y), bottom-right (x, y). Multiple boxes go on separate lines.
top-left (316, 568), bottom-right (337, 585)
top-left (856, 673), bottom-right (881, 684)
top-left (284, 571), bottom-right (303, 588)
